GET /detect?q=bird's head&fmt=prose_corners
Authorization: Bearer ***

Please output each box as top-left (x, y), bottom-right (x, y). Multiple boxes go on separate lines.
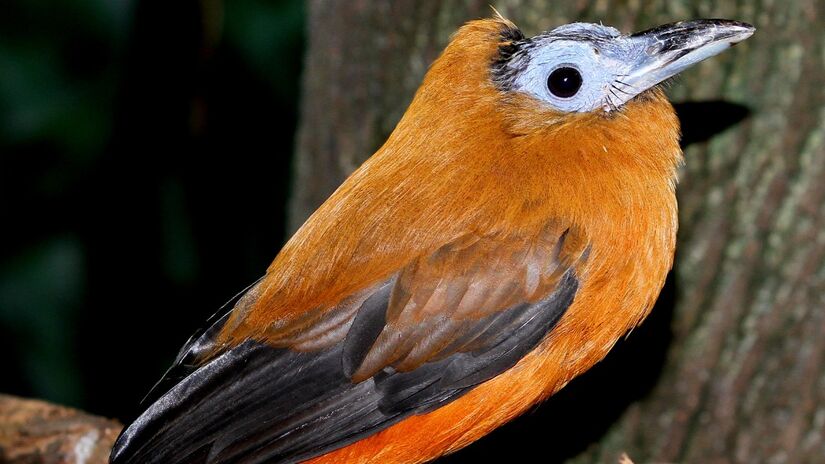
top-left (490, 18), bottom-right (754, 115)
top-left (375, 15), bottom-right (753, 229)
top-left (396, 14), bottom-right (753, 141)
top-left (410, 15), bottom-right (753, 130)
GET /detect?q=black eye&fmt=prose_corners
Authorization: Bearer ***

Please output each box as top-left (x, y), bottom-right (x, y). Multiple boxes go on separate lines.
top-left (547, 67), bottom-right (582, 98)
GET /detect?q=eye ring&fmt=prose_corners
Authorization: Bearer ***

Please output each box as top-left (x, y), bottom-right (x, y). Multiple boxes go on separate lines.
top-left (547, 66), bottom-right (583, 99)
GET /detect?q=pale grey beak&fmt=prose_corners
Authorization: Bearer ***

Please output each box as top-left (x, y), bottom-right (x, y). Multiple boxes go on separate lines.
top-left (617, 19), bottom-right (755, 104)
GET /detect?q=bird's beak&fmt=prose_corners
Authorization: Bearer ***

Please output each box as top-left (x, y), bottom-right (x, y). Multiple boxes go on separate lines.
top-left (616, 19), bottom-right (754, 104)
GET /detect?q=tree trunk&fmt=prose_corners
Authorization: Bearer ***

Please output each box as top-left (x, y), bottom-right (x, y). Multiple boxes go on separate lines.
top-left (291, 1), bottom-right (825, 463)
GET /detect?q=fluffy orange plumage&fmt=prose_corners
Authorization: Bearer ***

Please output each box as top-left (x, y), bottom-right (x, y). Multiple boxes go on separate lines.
top-left (221, 18), bottom-right (680, 344)
top-left (111, 14), bottom-right (753, 464)
top-left (283, 19), bottom-right (680, 463)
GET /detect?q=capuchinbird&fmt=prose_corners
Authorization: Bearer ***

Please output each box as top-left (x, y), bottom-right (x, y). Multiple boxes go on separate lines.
top-left (110, 14), bottom-right (754, 464)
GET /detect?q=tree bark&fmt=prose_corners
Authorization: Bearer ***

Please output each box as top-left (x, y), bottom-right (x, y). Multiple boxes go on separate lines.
top-left (292, 1), bottom-right (825, 463)
top-left (0, 395), bottom-right (121, 464)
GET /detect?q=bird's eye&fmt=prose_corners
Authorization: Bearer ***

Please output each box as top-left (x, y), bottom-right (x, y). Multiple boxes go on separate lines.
top-left (547, 67), bottom-right (582, 98)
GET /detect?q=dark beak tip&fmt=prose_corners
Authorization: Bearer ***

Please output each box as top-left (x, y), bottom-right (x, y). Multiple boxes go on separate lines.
top-left (727, 21), bottom-right (756, 44)
top-left (678, 19), bottom-right (756, 46)
top-left (725, 20), bottom-right (756, 35)
top-left (692, 18), bottom-right (755, 30)
top-left (715, 19), bottom-right (755, 28)
top-left (631, 19), bottom-right (755, 44)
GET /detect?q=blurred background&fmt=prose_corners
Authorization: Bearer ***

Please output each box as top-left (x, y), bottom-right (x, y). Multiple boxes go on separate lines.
top-left (2, 1), bottom-right (823, 463)
top-left (0, 0), bottom-right (303, 416)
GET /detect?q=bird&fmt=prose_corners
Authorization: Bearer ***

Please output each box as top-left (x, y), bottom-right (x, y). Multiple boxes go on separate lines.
top-left (110, 13), bottom-right (754, 464)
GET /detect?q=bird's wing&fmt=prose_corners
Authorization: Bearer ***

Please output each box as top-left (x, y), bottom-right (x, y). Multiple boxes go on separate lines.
top-left (111, 222), bottom-right (589, 464)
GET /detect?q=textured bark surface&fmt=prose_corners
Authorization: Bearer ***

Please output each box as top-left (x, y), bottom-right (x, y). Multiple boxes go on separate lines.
top-left (292, 1), bottom-right (825, 463)
top-left (0, 395), bottom-right (121, 464)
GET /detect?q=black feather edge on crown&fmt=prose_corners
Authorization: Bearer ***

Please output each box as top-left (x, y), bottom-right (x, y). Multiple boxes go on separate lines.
top-left (491, 25), bottom-right (530, 91)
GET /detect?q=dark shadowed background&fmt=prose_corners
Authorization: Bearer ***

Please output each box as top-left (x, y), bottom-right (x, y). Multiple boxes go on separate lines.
top-left (2, 1), bottom-right (824, 463)
top-left (0, 0), bottom-right (303, 418)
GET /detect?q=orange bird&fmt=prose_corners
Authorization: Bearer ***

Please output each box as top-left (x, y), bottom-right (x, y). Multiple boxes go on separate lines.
top-left (111, 14), bottom-right (753, 464)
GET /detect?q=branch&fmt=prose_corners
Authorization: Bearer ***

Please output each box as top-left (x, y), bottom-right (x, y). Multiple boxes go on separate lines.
top-left (0, 395), bottom-right (121, 464)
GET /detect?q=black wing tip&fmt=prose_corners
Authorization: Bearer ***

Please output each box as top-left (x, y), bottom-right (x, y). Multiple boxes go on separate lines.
top-left (109, 404), bottom-right (160, 464)
top-left (109, 424), bottom-right (145, 464)
top-left (108, 340), bottom-right (359, 464)
top-left (109, 439), bottom-right (126, 464)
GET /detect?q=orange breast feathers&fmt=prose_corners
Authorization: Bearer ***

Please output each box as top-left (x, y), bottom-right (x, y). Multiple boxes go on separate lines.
top-left (110, 13), bottom-right (754, 464)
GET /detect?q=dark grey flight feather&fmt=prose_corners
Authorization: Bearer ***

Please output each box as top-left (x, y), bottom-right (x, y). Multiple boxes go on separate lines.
top-left (111, 261), bottom-right (579, 464)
